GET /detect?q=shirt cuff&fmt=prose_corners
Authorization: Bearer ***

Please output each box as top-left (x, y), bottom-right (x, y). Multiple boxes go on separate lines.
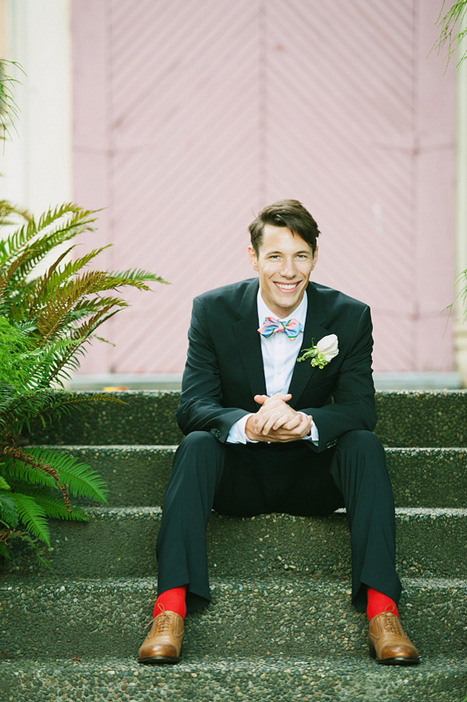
top-left (226, 414), bottom-right (258, 444)
top-left (299, 412), bottom-right (319, 445)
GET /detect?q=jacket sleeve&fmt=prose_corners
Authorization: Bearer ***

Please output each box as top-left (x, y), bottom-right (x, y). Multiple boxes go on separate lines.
top-left (176, 296), bottom-right (249, 440)
top-left (300, 305), bottom-right (377, 453)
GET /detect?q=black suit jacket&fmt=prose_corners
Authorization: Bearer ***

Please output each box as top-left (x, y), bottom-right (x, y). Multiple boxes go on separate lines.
top-left (176, 278), bottom-right (377, 453)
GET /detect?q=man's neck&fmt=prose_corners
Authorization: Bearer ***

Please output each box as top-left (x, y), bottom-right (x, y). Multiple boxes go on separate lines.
top-left (257, 289), bottom-right (307, 323)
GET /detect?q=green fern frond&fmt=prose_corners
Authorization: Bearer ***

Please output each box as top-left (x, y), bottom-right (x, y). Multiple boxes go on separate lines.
top-left (97, 273), bottom-right (155, 292)
top-left (1, 387), bottom-right (126, 437)
top-left (0, 541), bottom-right (11, 558)
top-left (1, 385), bottom-right (120, 436)
top-left (29, 493), bottom-right (89, 521)
top-left (107, 268), bottom-right (168, 285)
top-left (29, 391), bottom-right (127, 432)
top-left (0, 493), bottom-right (19, 527)
top-left (0, 206), bottom-right (97, 287)
top-left (1, 385), bottom-right (69, 435)
top-left (9, 492), bottom-right (50, 544)
top-left (35, 271), bottom-right (110, 340)
top-left (24, 244), bottom-right (77, 308)
top-left (24, 447), bottom-right (108, 502)
top-left (0, 526), bottom-right (52, 566)
top-left (69, 307), bottom-right (121, 344)
top-left (0, 203), bottom-right (94, 262)
top-left (0, 200), bottom-right (30, 228)
top-left (23, 245), bottom-right (113, 315)
top-left (44, 309), bottom-right (122, 385)
top-left (1, 458), bottom-right (57, 490)
top-left (24, 338), bottom-right (86, 388)
top-left (0, 316), bottom-right (35, 389)
top-left (0, 248), bottom-right (32, 298)
top-left (73, 296), bottom-right (129, 315)
top-left (42, 245), bottom-right (114, 293)
top-left (0, 475), bottom-right (11, 490)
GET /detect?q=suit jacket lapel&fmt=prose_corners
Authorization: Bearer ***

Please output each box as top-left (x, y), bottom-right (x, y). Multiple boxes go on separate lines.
top-left (288, 283), bottom-right (330, 407)
top-left (232, 279), bottom-right (267, 398)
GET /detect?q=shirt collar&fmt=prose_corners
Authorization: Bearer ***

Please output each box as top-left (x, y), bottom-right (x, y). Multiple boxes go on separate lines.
top-left (257, 288), bottom-right (308, 327)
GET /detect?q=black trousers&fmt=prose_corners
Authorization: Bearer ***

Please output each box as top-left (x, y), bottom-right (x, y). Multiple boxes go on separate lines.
top-left (156, 430), bottom-right (401, 613)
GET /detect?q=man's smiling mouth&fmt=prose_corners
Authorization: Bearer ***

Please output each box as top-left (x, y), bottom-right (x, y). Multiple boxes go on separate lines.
top-left (274, 282), bottom-right (300, 292)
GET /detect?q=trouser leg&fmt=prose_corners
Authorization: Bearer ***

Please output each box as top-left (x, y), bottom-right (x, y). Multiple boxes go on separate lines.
top-left (330, 430), bottom-right (401, 612)
top-left (156, 431), bottom-right (226, 612)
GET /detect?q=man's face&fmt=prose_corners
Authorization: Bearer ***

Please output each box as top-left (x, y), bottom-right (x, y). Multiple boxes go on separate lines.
top-left (248, 224), bottom-right (318, 318)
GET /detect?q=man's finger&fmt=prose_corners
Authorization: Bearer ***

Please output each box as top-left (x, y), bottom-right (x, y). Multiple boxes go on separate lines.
top-left (254, 394), bottom-right (269, 405)
top-left (272, 415), bottom-right (311, 440)
top-left (255, 393), bottom-right (291, 406)
top-left (257, 398), bottom-right (292, 415)
top-left (280, 414), bottom-right (302, 431)
top-left (271, 409), bottom-right (298, 431)
top-left (254, 411), bottom-right (278, 433)
top-left (263, 393), bottom-right (292, 404)
top-left (254, 400), bottom-right (290, 427)
top-left (262, 411), bottom-right (291, 434)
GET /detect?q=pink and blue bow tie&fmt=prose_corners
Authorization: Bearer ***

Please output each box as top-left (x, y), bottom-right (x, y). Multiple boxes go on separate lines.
top-left (257, 316), bottom-right (303, 339)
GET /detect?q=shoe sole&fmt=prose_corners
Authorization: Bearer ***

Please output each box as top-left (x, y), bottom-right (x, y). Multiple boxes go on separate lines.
top-left (376, 657), bottom-right (420, 665)
top-left (137, 655), bottom-right (181, 665)
top-left (369, 645), bottom-right (420, 666)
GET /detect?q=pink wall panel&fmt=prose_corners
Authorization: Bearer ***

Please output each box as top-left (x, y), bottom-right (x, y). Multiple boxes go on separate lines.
top-left (106, 0), bottom-right (261, 373)
top-left (72, 0), bottom-right (455, 374)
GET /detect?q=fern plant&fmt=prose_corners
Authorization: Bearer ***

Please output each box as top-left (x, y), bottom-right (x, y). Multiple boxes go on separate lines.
top-left (0, 60), bottom-right (166, 562)
top-left (0, 316), bottom-right (108, 560)
top-left (0, 202), bottom-right (167, 561)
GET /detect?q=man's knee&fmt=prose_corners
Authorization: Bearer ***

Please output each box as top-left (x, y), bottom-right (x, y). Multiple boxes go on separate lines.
top-left (180, 431), bottom-right (220, 450)
top-left (174, 431), bottom-right (225, 474)
top-left (336, 429), bottom-right (384, 457)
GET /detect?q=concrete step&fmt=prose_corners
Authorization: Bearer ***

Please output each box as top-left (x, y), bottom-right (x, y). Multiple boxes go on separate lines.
top-left (2, 508), bottom-right (465, 580)
top-left (1, 655), bottom-right (466, 702)
top-left (45, 445), bottom-right (467, 508)
top-left (24, 391), bottom-right (467, 447)
top-left (0, 577), bottom-right (464, 659)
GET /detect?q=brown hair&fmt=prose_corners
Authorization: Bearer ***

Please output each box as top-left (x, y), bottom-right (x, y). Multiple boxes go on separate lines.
top-left (248, 199), bottom-right (320, 254)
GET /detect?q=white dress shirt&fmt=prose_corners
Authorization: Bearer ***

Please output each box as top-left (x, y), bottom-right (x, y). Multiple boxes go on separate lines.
top-left (227, 290), bottom-right (319, 445)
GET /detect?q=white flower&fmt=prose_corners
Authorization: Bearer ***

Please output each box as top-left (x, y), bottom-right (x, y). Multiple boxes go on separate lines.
top-left (316, 334), bottom-right (339, 361)
top-left (297, 333), bottom-right (339, 369)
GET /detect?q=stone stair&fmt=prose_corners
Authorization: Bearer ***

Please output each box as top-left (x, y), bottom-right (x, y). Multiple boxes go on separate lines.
top-left (1, 390), bottom-right (466, 701)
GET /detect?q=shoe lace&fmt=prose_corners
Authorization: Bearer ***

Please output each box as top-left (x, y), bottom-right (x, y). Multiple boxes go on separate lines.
top-left (381, 611), bottom-right (402, 636)
top-left (144, 603), bottom-right (172, 633)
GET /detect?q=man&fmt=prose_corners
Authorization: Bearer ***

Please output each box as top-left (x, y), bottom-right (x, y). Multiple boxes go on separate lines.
top-left (138, 199), bottom-right (419, 666)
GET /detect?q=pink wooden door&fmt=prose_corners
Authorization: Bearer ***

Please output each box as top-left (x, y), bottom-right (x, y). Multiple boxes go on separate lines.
top-left (73, 0), bottom-right (455, 374)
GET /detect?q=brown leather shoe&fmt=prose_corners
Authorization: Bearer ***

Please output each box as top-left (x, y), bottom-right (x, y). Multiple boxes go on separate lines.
top-left (137, 609), bottom-right (184, 664)
top-left (369, 611), bottom-right (420, 665)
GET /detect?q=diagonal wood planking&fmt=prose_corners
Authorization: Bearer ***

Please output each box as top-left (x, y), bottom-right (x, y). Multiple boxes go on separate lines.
top-left (264, 0), bottom-right (417, 371)
top-left (107, 0), bottom-right (262, 372)
top-left (73, 0), bottom-right (454, 374)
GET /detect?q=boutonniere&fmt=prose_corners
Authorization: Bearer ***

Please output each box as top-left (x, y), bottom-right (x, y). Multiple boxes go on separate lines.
top-left (297, 334), bottom-right (339, 369)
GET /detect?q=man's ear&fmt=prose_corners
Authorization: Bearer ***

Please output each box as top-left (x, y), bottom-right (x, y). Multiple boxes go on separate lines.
top-left (248, 246), bottom-right (258, 271)
top-left (311, 245), bottom-right (319, 271)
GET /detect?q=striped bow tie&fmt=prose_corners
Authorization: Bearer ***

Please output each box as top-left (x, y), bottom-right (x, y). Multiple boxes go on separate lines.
top-left (257, 316), bottom-right (303, 339)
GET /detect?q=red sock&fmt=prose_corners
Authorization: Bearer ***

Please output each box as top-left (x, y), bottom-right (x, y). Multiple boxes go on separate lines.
top-left (153, 585), bottom-right (188, 620)
top-left (366, 586), bottom-right (399, 620)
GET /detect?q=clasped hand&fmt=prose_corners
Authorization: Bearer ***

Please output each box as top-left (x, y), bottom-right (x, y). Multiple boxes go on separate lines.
top-left (245, 393), bottom-right (312, 442)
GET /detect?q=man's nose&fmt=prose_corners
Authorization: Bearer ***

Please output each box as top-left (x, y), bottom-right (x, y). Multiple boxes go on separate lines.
top-left (280, 259), bottom-right (296, 278)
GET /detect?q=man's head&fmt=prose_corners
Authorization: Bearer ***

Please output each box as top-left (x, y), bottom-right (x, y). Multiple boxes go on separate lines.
top-left (248, 199), bottom-right (320, 256)
top-left (248, 200), bottom-right (320, 318)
